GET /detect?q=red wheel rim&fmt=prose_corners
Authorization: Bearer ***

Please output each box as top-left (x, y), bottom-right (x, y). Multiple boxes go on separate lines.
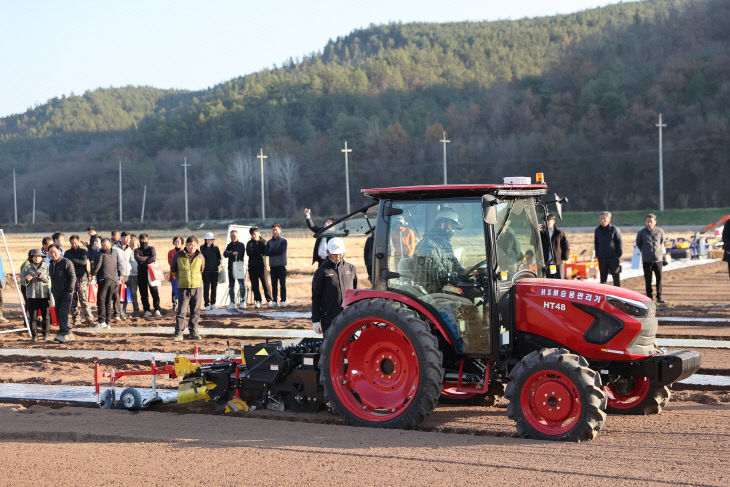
top-left (604, 377), bottom-right (650, 409)
top-left (520, 369), bottom-right (582, 435)
top-left (330, 317), bottom-right (420, 422)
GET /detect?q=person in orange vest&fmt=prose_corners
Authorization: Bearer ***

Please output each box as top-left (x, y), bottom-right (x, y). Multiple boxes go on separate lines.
top-left (170, 236), bottom-right (205, 341)
top-left (390, 216), bottom-right (415, 267)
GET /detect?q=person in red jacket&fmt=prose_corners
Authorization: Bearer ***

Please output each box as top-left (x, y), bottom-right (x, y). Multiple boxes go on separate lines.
top-left (168, 236), bottom-right (183, 310)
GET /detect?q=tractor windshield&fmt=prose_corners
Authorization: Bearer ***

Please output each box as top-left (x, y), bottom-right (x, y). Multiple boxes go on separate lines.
top-left (494, 197), bottom-right (544, 280)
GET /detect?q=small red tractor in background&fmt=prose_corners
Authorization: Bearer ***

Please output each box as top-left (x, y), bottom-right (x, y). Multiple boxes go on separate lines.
top-left (315, 176), bottom-right (700, 441)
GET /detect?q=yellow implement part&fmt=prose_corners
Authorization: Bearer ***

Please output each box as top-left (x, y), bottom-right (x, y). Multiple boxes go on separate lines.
top-left (177, 379), bottom-right (217, 404)
top-left (225, 398), bottom-right (249, 413)
top-left (174, 356), bottom-right (200, 377)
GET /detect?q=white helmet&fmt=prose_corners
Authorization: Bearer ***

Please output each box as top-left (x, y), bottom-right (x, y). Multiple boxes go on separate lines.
top-left (204, 232), bottom-right (215, 240)
top-left (326, 237), bottom-right (346, 255)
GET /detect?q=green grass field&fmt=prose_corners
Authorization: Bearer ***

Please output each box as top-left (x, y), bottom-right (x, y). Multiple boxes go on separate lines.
top-left (560, 208), bottom-right (730, 228)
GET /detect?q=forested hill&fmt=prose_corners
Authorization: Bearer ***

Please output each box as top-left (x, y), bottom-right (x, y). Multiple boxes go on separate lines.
top-left (2, 0), bottom-right (729, 224)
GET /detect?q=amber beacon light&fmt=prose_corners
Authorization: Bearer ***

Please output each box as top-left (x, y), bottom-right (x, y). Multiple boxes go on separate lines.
top-left (535, 172), bottom-right (545, 184)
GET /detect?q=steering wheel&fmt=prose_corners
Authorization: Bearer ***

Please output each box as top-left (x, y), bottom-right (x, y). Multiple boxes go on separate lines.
top-left (510, 268), bottom-right (537, 285)
top-left (464, 259), bottom-right (488, 278)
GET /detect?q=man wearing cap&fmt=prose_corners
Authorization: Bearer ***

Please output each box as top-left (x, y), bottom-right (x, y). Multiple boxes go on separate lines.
top-left (21, 249), bottom-right (50, 340)
top-left (200, 232), bottom-right (221, 310)
top-left (311, 238), bottom-right (358, 334)
top-left (413, 208), bottom-right (466, 293)
top-left (65, 235), bottom-right (96, 326)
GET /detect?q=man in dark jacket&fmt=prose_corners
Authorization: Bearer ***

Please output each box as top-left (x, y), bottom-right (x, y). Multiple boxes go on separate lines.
top-left (65, 235), bottom-right (95, 326)
top-left (305, 208), bottom-right (334, 266)
top-left (200, 232), bottom-right (221, 310)
top-left (223, 230), bottom-right (247, 309)
top-left (246, 227), bottom-right (272, 308)
top-left (49, 244), bottom-right (77, 343)
top-left (636, 214), bottom-right (666, 303)
top-left (540, 213), bottom-right (569, 279)
top-left (265, 224), bottom-right (288, 306)
top-left (134, 233), bottom-right (162, 317)
top-left (594, 211), bottom-right (623, 286)
top-left (312, 238), bottom-right (357, 334)
top-left (92, 238), bottom-right (121, 329)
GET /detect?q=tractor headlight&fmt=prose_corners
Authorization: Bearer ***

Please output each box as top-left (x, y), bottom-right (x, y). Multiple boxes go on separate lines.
top-left (606, 295), bottom-right (649, 318)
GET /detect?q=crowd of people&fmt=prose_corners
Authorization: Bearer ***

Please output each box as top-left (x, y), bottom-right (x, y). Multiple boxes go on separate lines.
top-left (6, 223), bottom-right (294, 343)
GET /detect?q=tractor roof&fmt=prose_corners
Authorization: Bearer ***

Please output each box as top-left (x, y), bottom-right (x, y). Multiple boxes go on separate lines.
top-left (361, 184), bottom-right (548, 200)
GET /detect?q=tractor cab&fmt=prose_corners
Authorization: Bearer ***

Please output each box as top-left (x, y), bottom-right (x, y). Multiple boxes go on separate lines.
top-left (317, 179), bottom-right (554, 356)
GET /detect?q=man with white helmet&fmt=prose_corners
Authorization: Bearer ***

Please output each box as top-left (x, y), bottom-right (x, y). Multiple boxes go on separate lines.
top-left (200, 232), bottom-right (221, 310)
top-left (311, 237), bottom-right (358, 334)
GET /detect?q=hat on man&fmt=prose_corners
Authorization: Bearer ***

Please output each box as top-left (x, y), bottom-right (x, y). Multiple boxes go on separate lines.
top-left (326, 238), bottom-right (346, 255)
top-left (204, 232), bottom-right (215, 240)
top-left (30, 248), bottom-right (44, 257)
top-left (436, 207), bottom-right (463, 229)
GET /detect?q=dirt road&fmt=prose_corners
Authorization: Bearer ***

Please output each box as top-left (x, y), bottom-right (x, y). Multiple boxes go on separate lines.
top-left (1, 401), bottom-right (728, 486)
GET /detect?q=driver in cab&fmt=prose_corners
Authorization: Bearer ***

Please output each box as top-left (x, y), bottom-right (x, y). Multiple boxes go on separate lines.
top-left (413, 208), bottom-right (466, 293)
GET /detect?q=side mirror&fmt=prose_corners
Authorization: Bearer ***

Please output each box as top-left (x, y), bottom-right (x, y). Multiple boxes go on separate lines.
top-left (482, 195), bottom-right (499, 225)
top-left (552, 193), bottom-right (568, 221)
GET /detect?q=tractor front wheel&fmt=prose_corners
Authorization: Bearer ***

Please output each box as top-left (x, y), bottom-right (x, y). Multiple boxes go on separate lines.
top-left (506, 348), bottom-right (606, 441)
top-left (603, 376), bottom-right (670, 415)
top-left (319, 299), bottom-right (444, 429)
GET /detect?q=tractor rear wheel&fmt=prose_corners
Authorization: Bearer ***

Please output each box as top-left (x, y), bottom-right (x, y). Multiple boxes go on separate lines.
top-left (506, 348), bottom-right (606, 442)
top-left (319, 298), bottom-right (444, 429)
top-left (603, 377), bottom-right (671, 415)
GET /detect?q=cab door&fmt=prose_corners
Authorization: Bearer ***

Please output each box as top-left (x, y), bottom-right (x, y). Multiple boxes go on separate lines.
top-left (384, 198), bottom-right (492, 354)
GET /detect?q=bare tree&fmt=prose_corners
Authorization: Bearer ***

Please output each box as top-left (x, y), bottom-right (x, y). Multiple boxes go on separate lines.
top-left (271, 155), bottom-right (299, 216)
top-left (229, 152), bottom-right (255, 218)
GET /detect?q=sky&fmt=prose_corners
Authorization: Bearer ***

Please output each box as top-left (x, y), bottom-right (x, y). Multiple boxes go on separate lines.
top-left (0, 0), bottom-right (621, 117)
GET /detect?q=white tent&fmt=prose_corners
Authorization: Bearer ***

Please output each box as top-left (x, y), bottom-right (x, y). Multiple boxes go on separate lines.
top-left (0, 229), bottom-right (31, 336)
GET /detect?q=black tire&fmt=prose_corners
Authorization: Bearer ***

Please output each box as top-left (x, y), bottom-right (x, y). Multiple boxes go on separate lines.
top-left (506, 348), bottom-right (607, 442)
top-left (319, 298), bottom-right (444, 429)
top-left (604, 377), bottom-right (671, 415)
top-left (119, 388), bottom-right (143, 411)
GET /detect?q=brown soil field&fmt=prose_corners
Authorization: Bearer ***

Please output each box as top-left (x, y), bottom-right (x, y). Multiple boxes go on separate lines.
top-left (1, 229), bottom-right (729, 485)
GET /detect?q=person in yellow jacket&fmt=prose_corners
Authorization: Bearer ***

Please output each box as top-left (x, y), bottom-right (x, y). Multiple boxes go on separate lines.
top-left (170, 236), bottom-right (205, 341)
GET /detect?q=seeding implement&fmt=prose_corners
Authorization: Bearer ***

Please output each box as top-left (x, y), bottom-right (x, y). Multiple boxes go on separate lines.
top-left (103, 176), bottom-right (701, 442)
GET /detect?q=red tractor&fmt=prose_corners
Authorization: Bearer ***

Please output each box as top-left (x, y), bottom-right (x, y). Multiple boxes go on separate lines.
top-left (316, 178), bottom-right (700, 441)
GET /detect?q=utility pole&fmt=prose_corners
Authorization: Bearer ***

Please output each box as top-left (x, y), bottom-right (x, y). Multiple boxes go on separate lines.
top-left (257, 148), bottom-right (268, 221)
top-left (656, 113), bottom-right (666, 212)
top-left (119, 160), bottom-right (123, 222)
top-left (440, 131), bottom-right (451, 185)
top-left (13, 169), bottom-right (18, 224)
top-left (32, 189), bottom-right (36, 225)
top-left (140, 185), bottom-right (147, 223)
top-left (181, 157), bottom-right (190, 223)
top-left (341, 141), bottom-right (352, 214)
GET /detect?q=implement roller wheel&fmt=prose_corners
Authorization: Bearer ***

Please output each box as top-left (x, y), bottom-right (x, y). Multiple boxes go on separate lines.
top-left (506, 348), bottom-right (606, 442)
top-left (319, 299), bottom-right (443, 429)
